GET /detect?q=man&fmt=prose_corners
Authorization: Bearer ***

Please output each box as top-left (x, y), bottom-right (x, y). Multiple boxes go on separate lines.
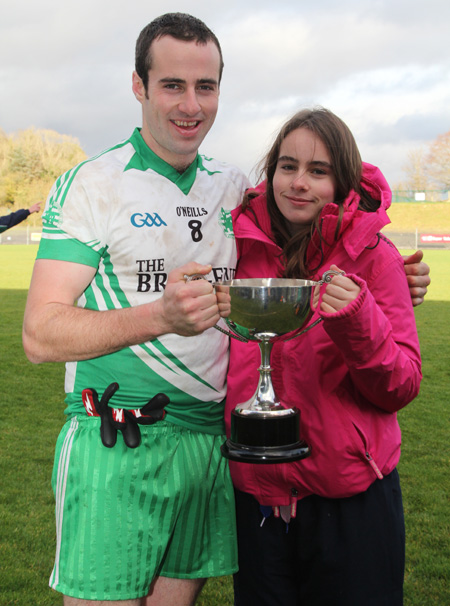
top-left (0, 202), bottom-right (41, 233)
top-left (23, 12), bottom-right (430, 606)
top-left (23, 14), bottom-right (248, 606)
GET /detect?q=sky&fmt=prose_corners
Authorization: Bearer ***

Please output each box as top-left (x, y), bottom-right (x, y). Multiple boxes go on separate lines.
top-left (1, 0), bottom-right (450, 187)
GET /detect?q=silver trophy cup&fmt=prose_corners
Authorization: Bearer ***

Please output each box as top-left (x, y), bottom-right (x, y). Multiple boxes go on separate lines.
top-left (214, 277), bottom-right (321, 464)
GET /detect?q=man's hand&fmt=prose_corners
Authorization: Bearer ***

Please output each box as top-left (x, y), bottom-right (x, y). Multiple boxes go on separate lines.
top-left (320, 265), bottom-right (361, 314)
top-left (154, 262), bottom-right (220, 336)
top-left (403, 250), bottom-right (431, 307)
top-left (216, 285), bottom-right (231, 318)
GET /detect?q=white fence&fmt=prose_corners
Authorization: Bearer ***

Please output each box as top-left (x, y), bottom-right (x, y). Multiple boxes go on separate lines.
top-left (382, 230), bottom-right (450, 249)
top-left (0, 226), bottom-right (42, 245)
top-left (1, 227), bottom-right (449, 249)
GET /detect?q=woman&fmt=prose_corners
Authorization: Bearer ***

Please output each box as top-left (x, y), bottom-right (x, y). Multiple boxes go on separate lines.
top-left (225, 108), bottom-right (422, 605)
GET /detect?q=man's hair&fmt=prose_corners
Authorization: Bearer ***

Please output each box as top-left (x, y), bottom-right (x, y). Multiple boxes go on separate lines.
top-left (135, 13), bottom-right (224, 91)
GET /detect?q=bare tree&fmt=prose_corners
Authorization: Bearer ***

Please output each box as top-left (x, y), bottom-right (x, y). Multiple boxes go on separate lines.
top-left (425, 129), bottom-right (450, 189)
top-left (402, 147), bottom-right (430, 191)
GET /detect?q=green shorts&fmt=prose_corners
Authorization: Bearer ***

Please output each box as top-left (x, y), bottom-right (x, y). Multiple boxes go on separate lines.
top-left (49, 416), bottom-right (237, 601)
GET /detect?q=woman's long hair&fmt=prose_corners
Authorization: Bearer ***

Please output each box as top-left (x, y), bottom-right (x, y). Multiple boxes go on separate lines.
top-left (245, 108), bottom-right (379, 278)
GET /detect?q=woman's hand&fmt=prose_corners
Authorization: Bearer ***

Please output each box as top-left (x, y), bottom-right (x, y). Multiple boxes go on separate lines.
top-left (320, 264), bottom-right (360, 313)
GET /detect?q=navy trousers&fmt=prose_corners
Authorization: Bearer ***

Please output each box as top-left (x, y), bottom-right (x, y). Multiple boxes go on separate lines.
top-left (234, 470), bottom-right (405, 606)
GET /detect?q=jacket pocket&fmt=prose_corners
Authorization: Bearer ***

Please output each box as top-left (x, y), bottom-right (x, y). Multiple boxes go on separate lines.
top-left (351, 421), bottom-right (384, 480)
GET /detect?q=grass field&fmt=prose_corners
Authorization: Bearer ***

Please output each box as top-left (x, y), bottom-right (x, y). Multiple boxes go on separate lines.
top-left (383, 202), bottom-right (450, 233)
top-left (0, 245), bottom-right (449, 605)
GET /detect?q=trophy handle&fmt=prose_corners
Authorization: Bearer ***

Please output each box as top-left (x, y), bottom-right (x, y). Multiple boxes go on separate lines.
top-left (184, 273), bottom-right (249, 342)
top-left (319, 269), bottom-right (345, 283)
top-left (283, 269), bottom-right (345, 341)
top-left (213, 322), bottom-right (250, 342)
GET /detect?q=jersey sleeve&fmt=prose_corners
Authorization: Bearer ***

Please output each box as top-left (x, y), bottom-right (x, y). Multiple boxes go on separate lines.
top-left (37, 164), bottom-right (107, 268)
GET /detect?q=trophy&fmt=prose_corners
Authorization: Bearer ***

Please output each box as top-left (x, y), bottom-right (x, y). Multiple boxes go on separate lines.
top-left (185, 272), bottom-right (341, 464)
top-left (214, 278), bottom-right (318, 464)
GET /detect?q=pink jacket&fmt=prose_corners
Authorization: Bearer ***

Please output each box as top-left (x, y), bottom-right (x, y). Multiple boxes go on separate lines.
top-left (226, 163), bottom-right (422, 506)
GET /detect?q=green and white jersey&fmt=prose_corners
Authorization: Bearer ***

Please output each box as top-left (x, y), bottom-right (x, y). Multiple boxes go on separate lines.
top-left (38, 128), bottom-right (250, 434)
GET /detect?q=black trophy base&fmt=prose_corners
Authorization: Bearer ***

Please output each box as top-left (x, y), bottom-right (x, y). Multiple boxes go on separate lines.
top-left (221, 408), bottom-right (311, 464)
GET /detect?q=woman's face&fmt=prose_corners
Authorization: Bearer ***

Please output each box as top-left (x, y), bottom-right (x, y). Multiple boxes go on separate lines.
top-left (272, 127), bottom-right (337, 231)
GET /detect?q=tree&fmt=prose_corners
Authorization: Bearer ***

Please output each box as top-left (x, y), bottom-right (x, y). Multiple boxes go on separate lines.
top-left (0, 129), bottom-right (11, 171)
top-left (0, 128), bottom-right (86, 213)
top-left (402, 147), bottom-right (430, 191)
top-left (425, 129), bottom-right (450, 189)
top-left (6, 128), bottom-right (86, 181)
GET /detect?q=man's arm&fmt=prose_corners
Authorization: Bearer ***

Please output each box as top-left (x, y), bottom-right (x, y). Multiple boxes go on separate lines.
top-left (403, 250), bottom-right (431, 307)
top-left (23, 259), bottom-right (219, 364)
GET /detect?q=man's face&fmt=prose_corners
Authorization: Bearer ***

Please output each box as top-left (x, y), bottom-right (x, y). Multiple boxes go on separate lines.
top-left (132, 35), bottom-right (221, 171)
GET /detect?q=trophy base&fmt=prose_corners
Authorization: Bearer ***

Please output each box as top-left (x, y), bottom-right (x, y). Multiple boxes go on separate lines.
top-left (221, 408), bottom-right (311, 464)
top-left (221, 439), bottom-right (310, 464)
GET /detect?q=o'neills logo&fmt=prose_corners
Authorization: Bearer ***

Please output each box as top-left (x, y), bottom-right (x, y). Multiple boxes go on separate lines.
top-left (176, 206), bottom-right (207, 217)
top-left (130, 212), bottom-right (167, 228)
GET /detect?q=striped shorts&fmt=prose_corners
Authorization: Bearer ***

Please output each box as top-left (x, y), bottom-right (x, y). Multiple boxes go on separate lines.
top-left (49, 415), bottom-right (237, 601)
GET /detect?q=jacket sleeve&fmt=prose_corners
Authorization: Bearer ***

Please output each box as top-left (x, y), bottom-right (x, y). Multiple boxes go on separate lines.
top-left (319, 259), bottom-right (422, 413)
top-left (0, 209), bottom-right (30, 232)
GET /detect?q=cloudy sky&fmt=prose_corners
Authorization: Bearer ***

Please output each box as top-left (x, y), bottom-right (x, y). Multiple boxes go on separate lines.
top-left (1, 0), bottom-right (449, 187)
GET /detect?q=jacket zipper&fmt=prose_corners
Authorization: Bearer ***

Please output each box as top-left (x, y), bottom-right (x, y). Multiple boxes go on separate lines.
top-left (365, 452), bottom-right (383, 479)
top-left (353, 420), bottom-right (384, 481)
top-left (290, 488), bottom-right (298, 518)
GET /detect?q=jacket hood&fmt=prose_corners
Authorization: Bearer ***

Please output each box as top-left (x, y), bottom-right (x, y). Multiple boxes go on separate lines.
top-left (232, 162), bottom-right (392, 266)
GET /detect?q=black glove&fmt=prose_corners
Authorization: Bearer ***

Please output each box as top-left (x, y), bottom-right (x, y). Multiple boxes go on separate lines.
top-left (116, 392), bottom-right (170, 448)
top-left (82, 384), bottom-right (170, 449)
top-left (82, 382), bottom-right (120, 448)
top-left (134, 392), bottom-right (170, 424)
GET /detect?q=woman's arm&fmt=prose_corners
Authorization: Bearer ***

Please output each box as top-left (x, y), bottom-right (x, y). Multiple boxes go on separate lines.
top-left (320, 260), bottom-right (422, 413)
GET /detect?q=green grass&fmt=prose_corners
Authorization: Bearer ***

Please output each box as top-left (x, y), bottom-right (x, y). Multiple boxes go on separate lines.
top-left (385, 202), bottom-right (450, 233)
top-left (399, 300), bottom-right (450, 604)
top-left (0, 245), bottom-right (449, 605)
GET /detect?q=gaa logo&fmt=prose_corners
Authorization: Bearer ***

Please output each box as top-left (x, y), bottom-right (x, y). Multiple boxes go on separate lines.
top-left (131, 213), bottom-right (167, 228)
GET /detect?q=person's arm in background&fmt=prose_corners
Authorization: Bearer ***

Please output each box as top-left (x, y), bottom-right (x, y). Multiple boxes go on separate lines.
top-left (403, 249), bottom-right (431, 306)
top-left (1, 209), bottom-right (30, 232)
top-left (23, 259), bottom-right (220, 364)
top-left (0, 202), bottom-right (42, 233)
